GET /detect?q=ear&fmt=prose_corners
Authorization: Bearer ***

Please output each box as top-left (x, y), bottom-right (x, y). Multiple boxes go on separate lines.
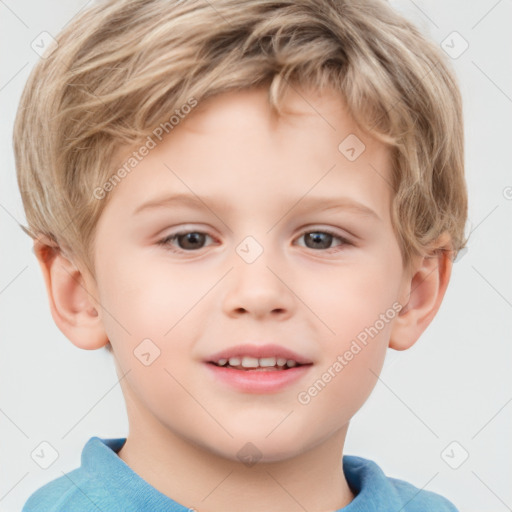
top-left (33, 236), bottom-right (109, 350)
top-left (389, 232), bottom-right (453, 351)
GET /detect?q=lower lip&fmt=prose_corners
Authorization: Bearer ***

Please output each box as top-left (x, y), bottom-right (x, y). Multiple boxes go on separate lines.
top-left (204, 363), bottom-right (312, 393)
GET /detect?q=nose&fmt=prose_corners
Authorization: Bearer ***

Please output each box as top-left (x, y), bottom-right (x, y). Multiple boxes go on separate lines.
top-left (222, 247), bottom-right (295, 321)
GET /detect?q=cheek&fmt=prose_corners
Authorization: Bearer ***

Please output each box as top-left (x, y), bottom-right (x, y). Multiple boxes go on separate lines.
top-left (307, 252), bottom-right (403, 341)
top-left (95, 255), bottom-right (217, 388)
top-left (295, 253), bottom-right (401, 417)
top-left (98, 255), bottom-right (206, 333)
top-left (298, 314), bottom-right (391, 439)
top-left (95, 260), bottom-right (201, 413)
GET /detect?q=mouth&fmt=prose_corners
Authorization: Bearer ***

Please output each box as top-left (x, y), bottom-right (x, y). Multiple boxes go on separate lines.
top-left (204, 344), bottom-right (313, 393)
top-left (207, 356), bottom-right (310, 371)
top-left (205, 343), bottom-right (314, 371)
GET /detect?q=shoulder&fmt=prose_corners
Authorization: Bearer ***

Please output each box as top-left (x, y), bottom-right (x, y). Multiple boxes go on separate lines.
top-left (343, 455), bottom-right (459, 511)
top-left (22, 437), bottom-right (127, 512)
top-left (22, 468), bottom-right (102, 512)
top-left (386, 475), bottom-right (459, 511)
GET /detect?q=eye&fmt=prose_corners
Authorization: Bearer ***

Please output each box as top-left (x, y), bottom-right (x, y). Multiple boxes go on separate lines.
top-left (294, 229), bottom-right (352, 252)
top-left (157, 230), bottom-right (215, 253)
top-left (157, 227), bottom-right (352, 254)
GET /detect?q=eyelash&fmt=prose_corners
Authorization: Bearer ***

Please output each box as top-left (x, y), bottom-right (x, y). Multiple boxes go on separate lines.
top-left (156, 228), bottom-right (353, 254)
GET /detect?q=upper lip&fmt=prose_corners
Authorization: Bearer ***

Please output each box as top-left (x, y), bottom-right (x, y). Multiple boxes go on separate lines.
top-left (206, 344), bottom-right (314, 365)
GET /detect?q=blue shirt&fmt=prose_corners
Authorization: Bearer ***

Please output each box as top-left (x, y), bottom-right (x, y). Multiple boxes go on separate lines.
top-left (23, 437), bottom-right (458, 511)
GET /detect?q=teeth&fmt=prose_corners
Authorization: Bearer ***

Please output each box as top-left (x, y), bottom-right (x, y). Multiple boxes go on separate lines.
top-left (241, 356), bottom-right (259, 368)
top-left (259, 357), bottom-right (276, 367)
top-left (216, 356), bottom-right (299, 369)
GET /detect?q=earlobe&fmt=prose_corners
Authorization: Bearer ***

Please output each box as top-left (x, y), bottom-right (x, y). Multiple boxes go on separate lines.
top-left (389, 233), bottom-right (453, 351)
top-left (34, 237), bottom-right (109, 350)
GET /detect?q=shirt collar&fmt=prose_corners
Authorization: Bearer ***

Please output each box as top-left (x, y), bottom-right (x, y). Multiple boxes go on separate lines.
top-left (82, 436), bottom-right (189, 511)
top-left (82, 437), bottom-right (401, 511)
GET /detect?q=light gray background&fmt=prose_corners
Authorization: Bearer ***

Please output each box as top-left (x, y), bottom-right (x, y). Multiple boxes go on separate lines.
top-left (1, 1), bottom-right (511, 511)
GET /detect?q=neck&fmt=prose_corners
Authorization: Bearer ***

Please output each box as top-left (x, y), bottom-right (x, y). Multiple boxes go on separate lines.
top-left (117, 388), bottom-right (355, 512)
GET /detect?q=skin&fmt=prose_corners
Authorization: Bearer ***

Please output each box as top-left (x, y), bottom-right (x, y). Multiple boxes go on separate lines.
top-left (35, 85), bottom-right (453, 511)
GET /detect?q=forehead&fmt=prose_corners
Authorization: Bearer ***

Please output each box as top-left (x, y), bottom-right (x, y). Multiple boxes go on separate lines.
top-left (105, 86), bottom-right (393, 222)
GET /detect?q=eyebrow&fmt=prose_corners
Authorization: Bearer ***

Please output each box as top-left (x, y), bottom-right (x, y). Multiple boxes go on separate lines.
top-left (133, 192), bottom-right (381, 220)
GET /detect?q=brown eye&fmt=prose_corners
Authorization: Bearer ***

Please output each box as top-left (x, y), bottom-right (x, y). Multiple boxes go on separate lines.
top-left (158, 231), bottom-right (214, 252)
top-left (174, 232), bottom-right (207, 250)
top-left (295, 229), bottom-right (351, 252)
top-left (304, 232), bottom-right (334, 250)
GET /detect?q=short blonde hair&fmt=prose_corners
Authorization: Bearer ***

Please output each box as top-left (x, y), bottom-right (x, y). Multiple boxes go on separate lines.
top-left (14, 0), bottom-right (468, 275)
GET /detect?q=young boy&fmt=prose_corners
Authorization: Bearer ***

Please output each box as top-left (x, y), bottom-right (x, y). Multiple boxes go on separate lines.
top-left (14, 0), bottom-right (467, 510)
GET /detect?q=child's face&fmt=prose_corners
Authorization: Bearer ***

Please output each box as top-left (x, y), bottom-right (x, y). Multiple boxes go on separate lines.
top-left (90, 86), bottom-right (411, 461)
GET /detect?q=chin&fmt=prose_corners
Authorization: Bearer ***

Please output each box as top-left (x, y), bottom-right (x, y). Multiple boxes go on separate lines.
top-left (209, 433), bottom-right (312, 465)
